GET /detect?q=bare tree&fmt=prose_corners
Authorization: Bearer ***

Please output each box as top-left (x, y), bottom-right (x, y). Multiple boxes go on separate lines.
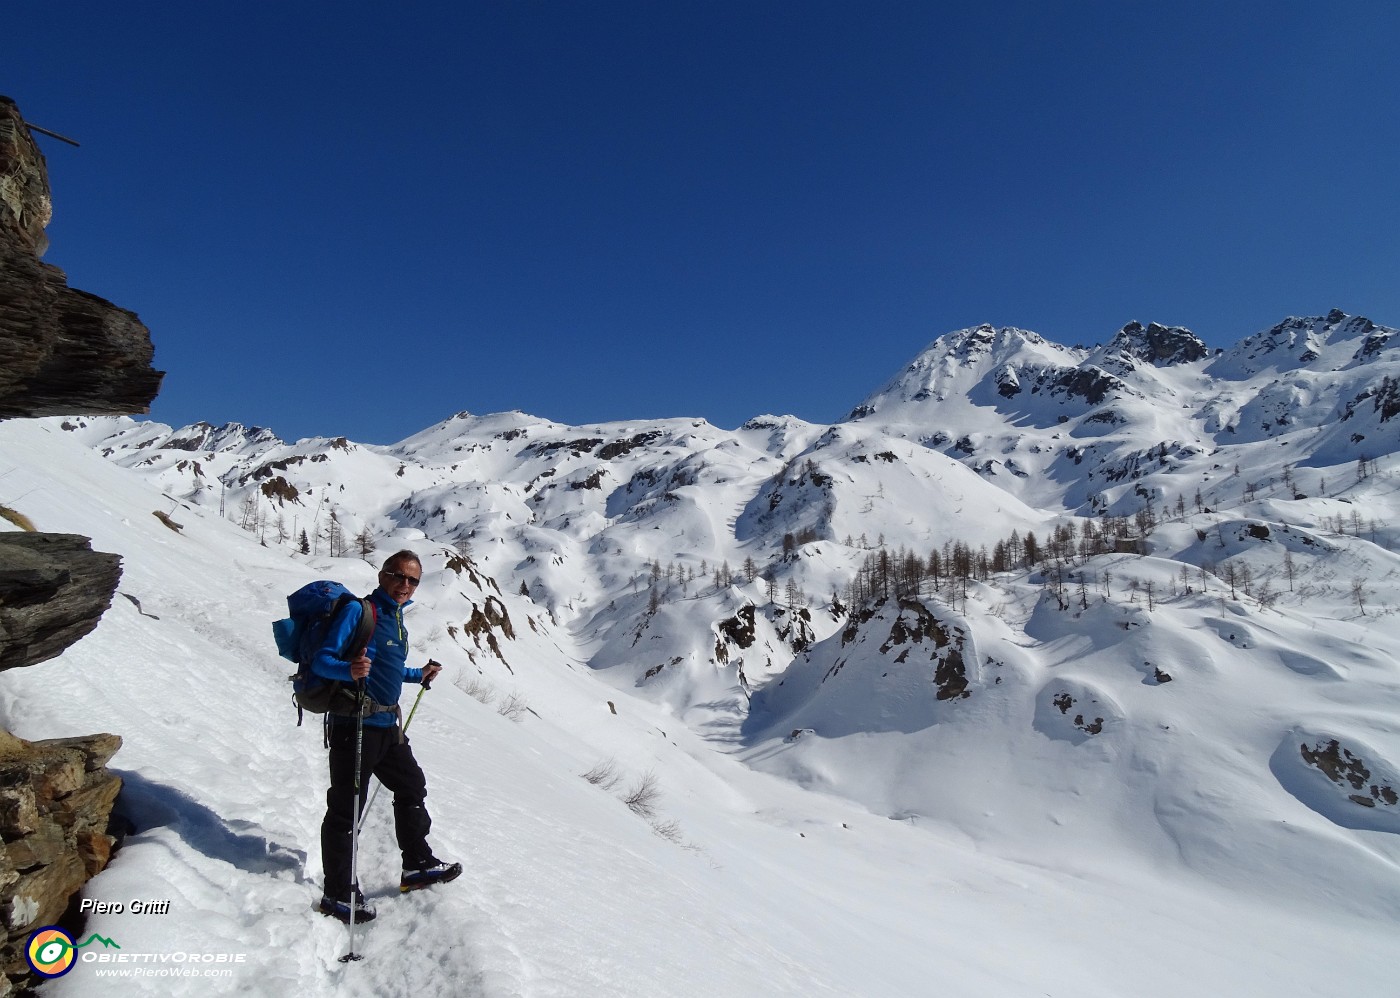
top-left (325, 509), bottom-right (344, 558)
top-left (581, 759), bottom-right (622, 791)
top-left (1350, 576), bottom-right (1369, 616)
top-left (238, 494), bottom-right (259, 532)
top-left (355, 526), bottom-right (376, 560)
top-left (624, 771), bottom-right (662, 820)
top-left (496, 691), bottom-right (530, 722)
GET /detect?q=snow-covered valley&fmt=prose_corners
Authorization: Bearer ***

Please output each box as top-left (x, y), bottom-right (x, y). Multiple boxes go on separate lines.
top-left (4, 311), bottom-right (1400, 996)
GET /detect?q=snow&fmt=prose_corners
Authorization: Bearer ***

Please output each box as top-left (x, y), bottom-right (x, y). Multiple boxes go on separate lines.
top-left (6, 311), bottom-right (1400, 995)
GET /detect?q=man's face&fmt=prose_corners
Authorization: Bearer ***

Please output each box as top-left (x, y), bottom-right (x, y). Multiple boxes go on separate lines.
top-left (379, 561), bottom-right (422, 605)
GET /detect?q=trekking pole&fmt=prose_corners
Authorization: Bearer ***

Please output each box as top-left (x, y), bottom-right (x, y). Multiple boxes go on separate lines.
top-left (354, 668), bottom-right (434, 837)
top-left (339, 680), bottom-right (367, 964)
top-left (403, 673), bottom-right (433, 728)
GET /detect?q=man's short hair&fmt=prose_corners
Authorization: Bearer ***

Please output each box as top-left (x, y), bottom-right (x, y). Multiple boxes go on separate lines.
top-left (382, 549), bottom-right (422, 573)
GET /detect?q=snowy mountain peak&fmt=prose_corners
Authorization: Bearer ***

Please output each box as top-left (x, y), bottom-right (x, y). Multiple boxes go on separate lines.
top-left (907, 324), bottom-right (1062, 372)
top-left (846, 324), bottom-right (1081, 419)
top-left (938, 323), bottom-right (1046, 358)
top-left (1207, 310), bottom-right (1397, 380)
top-left (1100, 320), bottom-right (1210, 367)
top-left (156, 420), bottom-right (284, 454)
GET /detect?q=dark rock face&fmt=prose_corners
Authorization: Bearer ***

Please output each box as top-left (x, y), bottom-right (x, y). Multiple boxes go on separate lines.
top-left (0, 250), bottom-right (165, 417)
top-left (0, 95), bottom-right (163, 418)
top-left (0, 533), bottom-right (122, 670)
top-left (715, 604), bottom-right (758, 664)
top-left (1112, 321), bottom-right (1210, 366)
top-left (877, 598), bottom-right (971, 701)
top-left (1045, 367), bottom-right (1124, 406)
top-left (0, 95), bottom-right (154, 995)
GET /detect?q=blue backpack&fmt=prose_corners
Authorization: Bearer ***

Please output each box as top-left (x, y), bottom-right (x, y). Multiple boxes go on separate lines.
top-left (272, 581), bottom-right (377, 725)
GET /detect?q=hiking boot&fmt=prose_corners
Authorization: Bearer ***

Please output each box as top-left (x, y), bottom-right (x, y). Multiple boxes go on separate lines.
top-left (318, 891), bottom-right (377, 924)
top-left (400, 860), bottom-right (462, 893)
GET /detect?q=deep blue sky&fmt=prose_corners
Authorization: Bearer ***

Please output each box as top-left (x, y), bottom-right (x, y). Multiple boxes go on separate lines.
top-left (11, 3), bottom-right (1400, 444)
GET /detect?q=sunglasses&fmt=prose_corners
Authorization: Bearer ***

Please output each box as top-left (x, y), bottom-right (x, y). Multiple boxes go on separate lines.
top-left (382, 570), bottom-right (421, 588)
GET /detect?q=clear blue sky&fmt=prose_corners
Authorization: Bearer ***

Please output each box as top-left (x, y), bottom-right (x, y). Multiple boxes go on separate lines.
top-left (11, 2), bottom-right (1400, 444)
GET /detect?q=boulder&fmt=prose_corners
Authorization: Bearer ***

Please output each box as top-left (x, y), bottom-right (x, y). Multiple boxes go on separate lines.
top-left (0, 734), bottom-right (123, 982)
top-left (0, 532), bottom-right (122, 671)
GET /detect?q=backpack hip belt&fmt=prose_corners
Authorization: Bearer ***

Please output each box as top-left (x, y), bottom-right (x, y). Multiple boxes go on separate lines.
top-left (327, 691), bottom-right (399, 718)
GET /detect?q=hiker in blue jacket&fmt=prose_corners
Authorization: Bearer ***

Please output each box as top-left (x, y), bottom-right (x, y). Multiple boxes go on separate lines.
top-left (314, 549), bottom-right (461, 924)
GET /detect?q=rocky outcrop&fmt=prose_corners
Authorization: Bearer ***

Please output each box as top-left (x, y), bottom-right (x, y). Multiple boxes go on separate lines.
top-left (0, 95), bottom-right (149, 995)
top-left (0, 733), bottom-right (122, 986)
top-left (0, 533), bottom-right (122, 670)
top-left (1108, 321), bottom-right (1209, 366)
top-left (0, 95), bottom-right (163, 418)
top-left (878, 598), bottom-right (971, 700)
top-left (0, 102), bottom-right (49, 259)
top-left (1300, 738), bottom-right (1399, 810)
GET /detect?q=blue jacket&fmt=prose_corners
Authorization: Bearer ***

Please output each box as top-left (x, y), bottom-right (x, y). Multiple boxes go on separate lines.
top-left (312, 588), bottom-right (424, 728)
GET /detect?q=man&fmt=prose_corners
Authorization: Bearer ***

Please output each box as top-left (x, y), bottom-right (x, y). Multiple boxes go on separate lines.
top-left (313, 549), bottom-right (461, 923)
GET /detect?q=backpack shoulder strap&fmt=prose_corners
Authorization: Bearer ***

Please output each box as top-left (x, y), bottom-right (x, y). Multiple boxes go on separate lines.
top-left (345, 596), bottom-right (377, 659)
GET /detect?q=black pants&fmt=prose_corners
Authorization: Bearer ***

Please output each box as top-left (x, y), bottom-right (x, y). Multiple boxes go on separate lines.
top-left (321, 721), bottom-right (436, 898)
